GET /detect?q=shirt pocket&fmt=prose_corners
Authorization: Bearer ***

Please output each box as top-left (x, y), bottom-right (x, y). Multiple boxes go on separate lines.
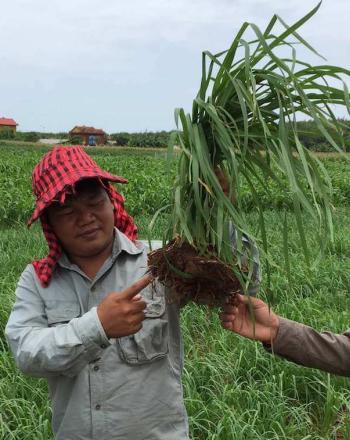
top-left (45, 301), bottom-right (81, 327)
top-left (117, 286), bottom-right (169, 365)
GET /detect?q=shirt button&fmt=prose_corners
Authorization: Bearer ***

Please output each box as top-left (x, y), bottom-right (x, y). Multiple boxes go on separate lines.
top-left (93, 365), bottom-right (99, 372)
top-left (95, 404), bottom-right (101, 410)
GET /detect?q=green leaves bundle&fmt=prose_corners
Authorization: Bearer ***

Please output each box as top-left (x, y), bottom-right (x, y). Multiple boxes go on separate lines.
top-left (149, 3), bottom-right (350, 305)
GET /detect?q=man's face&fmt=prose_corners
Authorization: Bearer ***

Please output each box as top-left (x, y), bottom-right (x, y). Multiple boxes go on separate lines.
top-left (47, 180), bottom-right (115, 259)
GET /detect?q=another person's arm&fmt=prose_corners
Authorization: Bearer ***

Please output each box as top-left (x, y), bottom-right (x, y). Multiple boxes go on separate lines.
top-left (220, 294), bottom-right (350, 377)
top-left (5, 266), bottom-right (151, 378)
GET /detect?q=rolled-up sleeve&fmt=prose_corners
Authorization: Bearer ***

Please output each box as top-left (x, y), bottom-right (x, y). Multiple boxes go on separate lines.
top-left (265, 318), bottom-right (350, 377)
top-left (5, 266), bottom-right (110, 378)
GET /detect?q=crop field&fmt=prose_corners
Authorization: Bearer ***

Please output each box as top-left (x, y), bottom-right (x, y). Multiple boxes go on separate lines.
top-left (1, 144), bottom-right (350, 439)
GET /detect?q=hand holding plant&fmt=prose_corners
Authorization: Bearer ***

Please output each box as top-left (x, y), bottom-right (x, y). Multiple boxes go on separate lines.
top-left (220, 295), bottom-right (280, 344)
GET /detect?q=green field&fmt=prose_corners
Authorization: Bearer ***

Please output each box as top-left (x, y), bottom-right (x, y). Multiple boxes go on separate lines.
top-left (1, 144), bottom-right (350, 439)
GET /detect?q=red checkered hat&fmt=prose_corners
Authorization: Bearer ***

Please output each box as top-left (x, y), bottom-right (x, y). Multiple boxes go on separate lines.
top-left (29, 145), bottom-right (137, 287)
top-left (28, 145), bottom-right (128, 226)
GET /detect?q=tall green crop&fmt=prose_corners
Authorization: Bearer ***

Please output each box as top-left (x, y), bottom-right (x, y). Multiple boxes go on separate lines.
top-left (160, 3), bottom-right (350, 283)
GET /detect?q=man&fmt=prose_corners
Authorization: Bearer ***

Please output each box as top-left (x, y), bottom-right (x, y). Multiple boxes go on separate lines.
top-left (220, 294), bottom-right (350, 377)
top-left (5, 146), bottom-right (189, 439)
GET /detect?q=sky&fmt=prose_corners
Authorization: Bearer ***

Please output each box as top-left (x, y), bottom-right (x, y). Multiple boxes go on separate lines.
top-left (0, 0), bottom-right (349, 133)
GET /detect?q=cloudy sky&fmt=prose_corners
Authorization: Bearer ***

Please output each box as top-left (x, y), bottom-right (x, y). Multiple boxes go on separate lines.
top-left (0, 0), bottom-right (349, 133)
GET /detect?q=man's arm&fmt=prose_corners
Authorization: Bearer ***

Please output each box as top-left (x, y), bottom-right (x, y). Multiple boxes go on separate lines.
top-left (5, 267), bottom-right (110, 378)
top-left (5, 267), bottom-right (150, 378)
top-left (220, 294), bottom-right (350, 377)
top-left (266, 317), bottom-right (350, 377)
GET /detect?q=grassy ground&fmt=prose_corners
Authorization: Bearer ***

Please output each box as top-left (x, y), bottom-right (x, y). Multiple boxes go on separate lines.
top-left (1, 209), bottom-right (350, 439)
top-left (1, 145), bottom-right (350, 439)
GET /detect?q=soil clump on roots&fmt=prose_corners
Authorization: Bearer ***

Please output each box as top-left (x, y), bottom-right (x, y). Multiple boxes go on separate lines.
top-left (148, 236), bottom-right (244, 307)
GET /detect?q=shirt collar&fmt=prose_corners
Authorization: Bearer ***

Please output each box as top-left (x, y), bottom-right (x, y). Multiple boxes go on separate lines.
top-left (112, 227), bottom-right (145, 258)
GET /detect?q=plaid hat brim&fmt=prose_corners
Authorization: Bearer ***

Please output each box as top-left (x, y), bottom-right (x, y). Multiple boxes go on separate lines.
top-left (28, 169), bottom-right (128, 226)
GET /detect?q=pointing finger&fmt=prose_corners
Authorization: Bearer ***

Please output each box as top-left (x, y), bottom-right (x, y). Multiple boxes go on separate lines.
top-left (119, 274), bottom-right (154, 300)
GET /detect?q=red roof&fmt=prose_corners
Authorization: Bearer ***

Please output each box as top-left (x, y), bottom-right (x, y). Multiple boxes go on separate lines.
top-left (0, 118), bottom-right (17, 126)
top-left (70, 125), bottom-right (106, 135)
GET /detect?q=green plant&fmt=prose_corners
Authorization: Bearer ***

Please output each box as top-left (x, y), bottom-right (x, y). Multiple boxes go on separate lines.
top-left (111, 132), bottom-right (130, 146)
top-left (0, 129), bottom-right (15, 140)
top-left (150, 3), bottom-right (350, 301)
top-left (23, 132), bottom-right (40, 142)
top-left (2, 208), bottom-right (350, 439)
top-left (69, 135), bottom-right (83, 145)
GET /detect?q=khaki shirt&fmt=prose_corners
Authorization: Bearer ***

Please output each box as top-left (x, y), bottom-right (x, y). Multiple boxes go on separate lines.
top-left (5, 229), bottom-right (189, 440)
top-left (269, 318), bottom-right (350, 377)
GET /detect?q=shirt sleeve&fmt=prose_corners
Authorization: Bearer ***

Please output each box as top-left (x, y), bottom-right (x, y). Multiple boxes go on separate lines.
top-left (265, 317), bottom-right (350, 377)
top-left (5, 266), bottom-right (111, 378)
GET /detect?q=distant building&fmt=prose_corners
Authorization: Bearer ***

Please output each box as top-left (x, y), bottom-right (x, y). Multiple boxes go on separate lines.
top-left (0, 117), bottom-right (18, 133)
top-left (69, 126), bottom-right (107, 146)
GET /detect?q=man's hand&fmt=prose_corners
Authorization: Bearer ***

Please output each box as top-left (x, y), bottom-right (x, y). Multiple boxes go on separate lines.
top-left (220, 294), bottom-right (280, 344)
top-left (97, 275), bottom-right (152, 338)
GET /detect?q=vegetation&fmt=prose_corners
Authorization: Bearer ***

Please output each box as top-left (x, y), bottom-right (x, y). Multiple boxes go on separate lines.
top-left (68, 134), bottom-right (84, 145)
top-left (110, 130), bottom-right (171, 148)
top-left (0, 128), bottom-right (15, 140)
top-left (0, 145), bottom-right (350, 438)
top-left (150, 4), bottom-right (350, 307)
top-left (1, 144), bottom-right (350, 227)
top-left (296, 119), bottom-right (350, 152)
top-left (9, 131), bottom-right (68, 140)
top-left (3, 122), bottom-right (350, 151)
top-left (0, 144), bottom-right (172, 225)
top-left (0, 131), bottom-right (42, 142)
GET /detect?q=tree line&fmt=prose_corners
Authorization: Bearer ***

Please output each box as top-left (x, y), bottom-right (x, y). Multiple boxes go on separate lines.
top-left (1, 121), bottom-right (350, 151)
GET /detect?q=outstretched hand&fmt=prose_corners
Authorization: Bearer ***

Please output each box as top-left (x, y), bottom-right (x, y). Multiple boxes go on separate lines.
top-left (220, 294), bottom-right (280, 344)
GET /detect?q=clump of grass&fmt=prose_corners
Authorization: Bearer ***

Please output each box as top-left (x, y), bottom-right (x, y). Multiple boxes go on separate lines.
top-left (150, 3), bottom-right (350, 305)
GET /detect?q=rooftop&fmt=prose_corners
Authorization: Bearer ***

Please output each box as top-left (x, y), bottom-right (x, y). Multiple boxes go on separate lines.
top-left (0, 118), bottom-right (17, 126)
top-left (70, 125), bottom-right (106, 135)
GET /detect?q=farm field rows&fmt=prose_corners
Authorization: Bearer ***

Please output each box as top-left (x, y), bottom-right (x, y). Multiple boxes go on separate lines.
top-left (1, 144), bottom-right (350, 439)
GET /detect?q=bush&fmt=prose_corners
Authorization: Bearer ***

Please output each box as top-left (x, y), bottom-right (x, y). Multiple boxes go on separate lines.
top-left (23, 132), bottom-right (40, 142)
top-left (295, 119), bottom-right (350, 152)
top-left (111, 132), bottom-right (130, 146)
top-left (14, 132), bottom-right (40, 143)
top-left (69, 135), bottom-right (83, 145)
top-left (110, 131), bottom-right (172, 148)
top-left (0, 129), bottom-right (15, 140)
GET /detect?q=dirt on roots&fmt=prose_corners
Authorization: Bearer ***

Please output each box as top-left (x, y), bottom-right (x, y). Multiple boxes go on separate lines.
top-left (148, 236), bottom-right (244, 307)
